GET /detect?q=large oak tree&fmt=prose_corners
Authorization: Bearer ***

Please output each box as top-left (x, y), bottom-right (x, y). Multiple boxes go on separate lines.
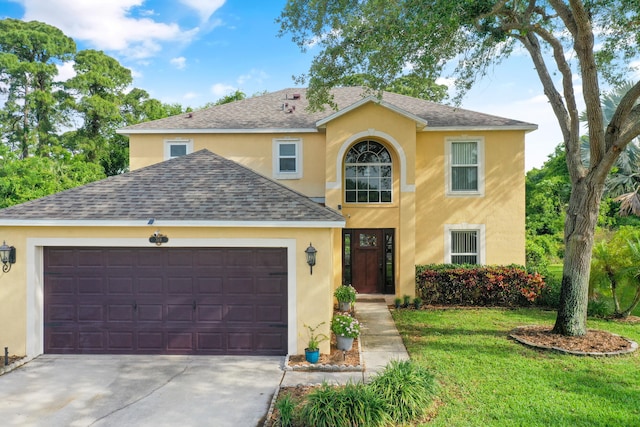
top-left (279, 0), bottom-right (640, 335)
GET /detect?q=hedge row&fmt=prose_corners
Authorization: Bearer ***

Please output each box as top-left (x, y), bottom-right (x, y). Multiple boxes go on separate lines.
top-left (416, 264), bottom-right (546, 307)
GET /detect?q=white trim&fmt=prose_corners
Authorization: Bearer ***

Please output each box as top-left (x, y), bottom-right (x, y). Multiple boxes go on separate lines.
top-left (117, 128), bottom-right (319, 135)
top-left (164, 138), bottom-right (193, 160)
top-left (445, 137), bottom-right (485, 197)
top-left (272, 138), bottom-right (303, 179)
top-left (0, 220), bottom-right (346, 228)
top-left (444, 224), bottom-right (486, 265)
top-left (316, 96), bottom-right (428, 129)
top-left (421, 125), bottom-right (538, 133)
top-left (326, 129), bottom-right (415, 193)
top-left (26, 237), bottom-right (298, 358)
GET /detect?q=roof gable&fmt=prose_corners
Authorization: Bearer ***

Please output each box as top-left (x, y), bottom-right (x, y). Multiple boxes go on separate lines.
top-left (0, 150), bottom-right (345, 225)
top-left (117, 87), bottom-right (537, 134)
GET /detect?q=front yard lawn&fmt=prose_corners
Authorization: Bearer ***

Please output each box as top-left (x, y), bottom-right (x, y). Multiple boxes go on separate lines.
top-left (392, 308), bottom-right (640, 426)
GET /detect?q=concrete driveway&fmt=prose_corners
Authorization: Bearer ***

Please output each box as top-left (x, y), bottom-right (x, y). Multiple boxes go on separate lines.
top-left (0, 355), bottom-right (284, 427)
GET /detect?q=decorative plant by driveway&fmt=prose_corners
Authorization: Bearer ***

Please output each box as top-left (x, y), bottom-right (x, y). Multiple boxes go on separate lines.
top-left (331, 313), bottom-right (361, 351)
top-left (331, 313), bottom-right (361, 338)
top-left (304, 322), bottom-right (328, 363)
top-left (334, 285), bottom-right (357, 303)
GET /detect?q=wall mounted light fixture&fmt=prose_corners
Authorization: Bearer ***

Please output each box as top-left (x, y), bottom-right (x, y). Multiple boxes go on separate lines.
top-left (0, 241), bottom-right (16, 273)
top-left (149, 231), bottom-right (169, 246)
top-left (305, 242), bottom-right (317, 275)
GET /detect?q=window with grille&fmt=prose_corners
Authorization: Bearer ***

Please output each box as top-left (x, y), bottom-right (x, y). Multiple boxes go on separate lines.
top-left (450, 230), bottom-right (478, 264)
top-left (344, 140), bottom-right (392, 203)
top-left (446, 138), bottom-right (484, 196)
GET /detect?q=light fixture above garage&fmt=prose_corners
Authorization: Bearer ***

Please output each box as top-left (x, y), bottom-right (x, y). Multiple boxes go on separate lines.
top-left (305, 243), bottom-right (317, 275)
top-left (149, 231), bottom-right (169, 246)
top-left (0, 241), bottom-right (16, 273)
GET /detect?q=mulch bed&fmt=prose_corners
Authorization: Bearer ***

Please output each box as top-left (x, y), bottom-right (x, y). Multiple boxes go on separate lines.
top-left (287, 335), bottom-right (360, 368)
top-left (510, 325), bottom-right (637, 355)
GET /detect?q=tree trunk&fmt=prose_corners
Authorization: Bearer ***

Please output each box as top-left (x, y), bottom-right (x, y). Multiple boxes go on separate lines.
top-left (552, 177), bottom-right (604, 336)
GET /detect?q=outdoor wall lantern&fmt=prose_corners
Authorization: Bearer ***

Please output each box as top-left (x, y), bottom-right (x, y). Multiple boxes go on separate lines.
top-left (149, 231), bottom-right (169, 246)
top-left (0, 241), bottom-right (16, 273)
top-left (305, 242), bottom-right (317, 275)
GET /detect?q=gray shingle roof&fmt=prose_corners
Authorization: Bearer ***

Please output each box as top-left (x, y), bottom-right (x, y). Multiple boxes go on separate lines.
top-left (118, 87), bottom-right (536, 132)
top-left (0, 150), bottom-right (345, 223)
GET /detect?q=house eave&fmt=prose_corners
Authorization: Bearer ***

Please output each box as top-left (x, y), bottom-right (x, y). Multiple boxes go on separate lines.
top-left (421, 124), bottom-right (539, 133)
top-left (116, 128), bottom-right (320, 135)
top-left (0, 219), bottom-right (346, 228)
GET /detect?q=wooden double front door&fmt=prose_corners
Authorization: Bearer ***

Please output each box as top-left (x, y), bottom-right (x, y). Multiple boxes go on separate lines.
top-left (342, 229), bottom-right (395, 294)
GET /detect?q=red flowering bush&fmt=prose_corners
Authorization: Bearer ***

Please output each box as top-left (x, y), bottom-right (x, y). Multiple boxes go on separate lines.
top-left (416, 264), bottom-right (545, 307)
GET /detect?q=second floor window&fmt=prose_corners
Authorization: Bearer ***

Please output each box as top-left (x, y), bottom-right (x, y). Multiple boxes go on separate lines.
top-left (344, 140), bottom-right (392, 203)
top-left (446, 138), bottom-right (485, 196)
top-left (273, 139), bottom-right (302, 179)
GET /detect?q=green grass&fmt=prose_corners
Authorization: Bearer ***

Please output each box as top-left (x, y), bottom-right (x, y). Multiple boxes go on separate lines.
top-left (393, 308), bottom-right (640, 426)
top-left (547, 263), bottom-right (563, 282)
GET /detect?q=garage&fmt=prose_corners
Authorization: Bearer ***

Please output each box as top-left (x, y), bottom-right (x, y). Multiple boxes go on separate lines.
top-left (43, 247), bottom-right (288, 355)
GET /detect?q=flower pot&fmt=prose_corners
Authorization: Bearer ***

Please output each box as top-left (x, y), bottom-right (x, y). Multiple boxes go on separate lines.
top-left (338, 301), bottom-right (351, 312)
top-left (305, 348), bottom-right (320, 363)
top-left (336, 335), bottom-right (354, 351)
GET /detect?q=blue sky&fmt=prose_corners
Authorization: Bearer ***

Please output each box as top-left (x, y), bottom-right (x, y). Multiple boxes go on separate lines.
top-left (0, 0), bottom-right (601, 170)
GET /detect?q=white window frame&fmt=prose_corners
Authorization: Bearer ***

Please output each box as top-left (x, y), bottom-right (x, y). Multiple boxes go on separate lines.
top-left (444, 224), bottom-right (486, 265)
top-left (273, 138), bottom-right (302, 179)
top-left (445, 137), bottom-right (485, 197)
top-left (164, 139), bottom-right (193, 160)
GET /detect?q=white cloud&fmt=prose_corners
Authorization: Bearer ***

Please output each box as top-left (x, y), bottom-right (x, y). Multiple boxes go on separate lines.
top-left (170, 56), bottom-right (187, 70)
top-left (435, 77), bottom-right (455, 88)
top-left (55, 61), bottom-right (76, 82)
top-left (179, 0), bottom-right (225, 22)
top-left (211, 83), bottom-right (236, 97)
top-left (237, 69), bottom-right (268, 85)
top-left (19, 0), bottom-right (199, 59)
top-left (183, 92), bottom-right (199, 100)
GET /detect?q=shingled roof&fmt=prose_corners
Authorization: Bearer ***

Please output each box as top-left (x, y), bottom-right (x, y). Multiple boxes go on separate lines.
top-left (0, 150), bottom-right (345, 225)
top-left (118, 87), bottom-right (537, 133)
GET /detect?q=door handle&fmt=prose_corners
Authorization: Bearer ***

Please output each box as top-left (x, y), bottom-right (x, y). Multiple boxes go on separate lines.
top-left (133, 301), bottom-right (137, 311)
top-left (193, 300), bottom-right (196, 311)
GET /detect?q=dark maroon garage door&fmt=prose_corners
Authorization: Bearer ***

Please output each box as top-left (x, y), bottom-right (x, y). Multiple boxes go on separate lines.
top-left (44, 247), bottom-right (288, 355)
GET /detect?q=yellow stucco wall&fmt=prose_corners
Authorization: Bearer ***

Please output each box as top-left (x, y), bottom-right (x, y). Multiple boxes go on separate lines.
top-left (128, 133), bottom-right (327, 199)
top-left (415, 130), bottom-right (526, 265)
top-left (0, 225), bottom-right (337, 357)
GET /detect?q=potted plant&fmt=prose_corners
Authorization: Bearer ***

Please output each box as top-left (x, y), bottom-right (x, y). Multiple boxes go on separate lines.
top-left (413, 296), bottom-right (422, 309)
top-left (334, 284), bottom-right (357, 311)
top-left (331, 313), bottom-right (361, 351)
top-left (304, 322), bottom-right (328, 363)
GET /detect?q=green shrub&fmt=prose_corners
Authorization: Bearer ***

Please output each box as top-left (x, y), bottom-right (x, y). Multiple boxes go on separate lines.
top-left (274, 393), bottom-right (296, 427)
top-left (369, 360), bottom-right (436, 424)
top-left (416, 264), bottom-right (546, 307)
top-left (587, 298), bottom-right (611, 318)
top-left (300, 382), bottom-right (390, 427)
top-left (535, 274), bottom-right (561, 308)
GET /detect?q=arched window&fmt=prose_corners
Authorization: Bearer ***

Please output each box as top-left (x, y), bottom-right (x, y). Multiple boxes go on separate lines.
top-left (344, 140), bottom-right (392, 203)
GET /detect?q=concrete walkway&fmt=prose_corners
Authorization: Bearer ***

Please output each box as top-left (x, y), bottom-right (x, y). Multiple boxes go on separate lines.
top-left (280, 295), bottom-right (409, 386)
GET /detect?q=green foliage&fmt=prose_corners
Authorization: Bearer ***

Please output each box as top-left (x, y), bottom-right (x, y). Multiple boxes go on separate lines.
top-left (416, 264), bottom-right (546, 307)
top-left (369, 360), bottom-right (435, 424)
top-left (303, 322), bottom-right (328, 351)
top-left (274, 393), bottom-right (296, 427)
top-left (333, 284), bottom-right (357, 303)
top-left (590, 226), bottom-right (640, 317)
top-left (0, 155), bottom-right (105, 208)
top-left (392, 308), bottom-right (640, 426)
top-left (587, 298), bottom-right (612, 318)
top-left (330, 314), bottom-right (361, 338)
top-left (300, 382), bottom-right (390, 427)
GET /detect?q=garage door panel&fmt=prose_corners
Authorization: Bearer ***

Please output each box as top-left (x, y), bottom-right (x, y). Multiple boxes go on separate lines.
top-left (197, 305), bottom-right (223, 322)
top-left (45, 247), bottom-right (287, 355)
top-left (138, 304), bottom-right (163, 321)
top-left (79, 305), bottom-right (103, 321)
top-left (167, 277), bottom-right (193, 294)
top-left (138, 277), bottom-right (163, 294)
top-left (108, 331), bottom-right (134, 349)
top-left (78, 277), bottom-right (104, 294)
top-left (197, 333), bottom-right (223, 351)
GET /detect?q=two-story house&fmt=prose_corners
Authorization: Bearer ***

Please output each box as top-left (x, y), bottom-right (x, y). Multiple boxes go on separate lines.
top-left (0, 87), bottom-right (536, 358)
